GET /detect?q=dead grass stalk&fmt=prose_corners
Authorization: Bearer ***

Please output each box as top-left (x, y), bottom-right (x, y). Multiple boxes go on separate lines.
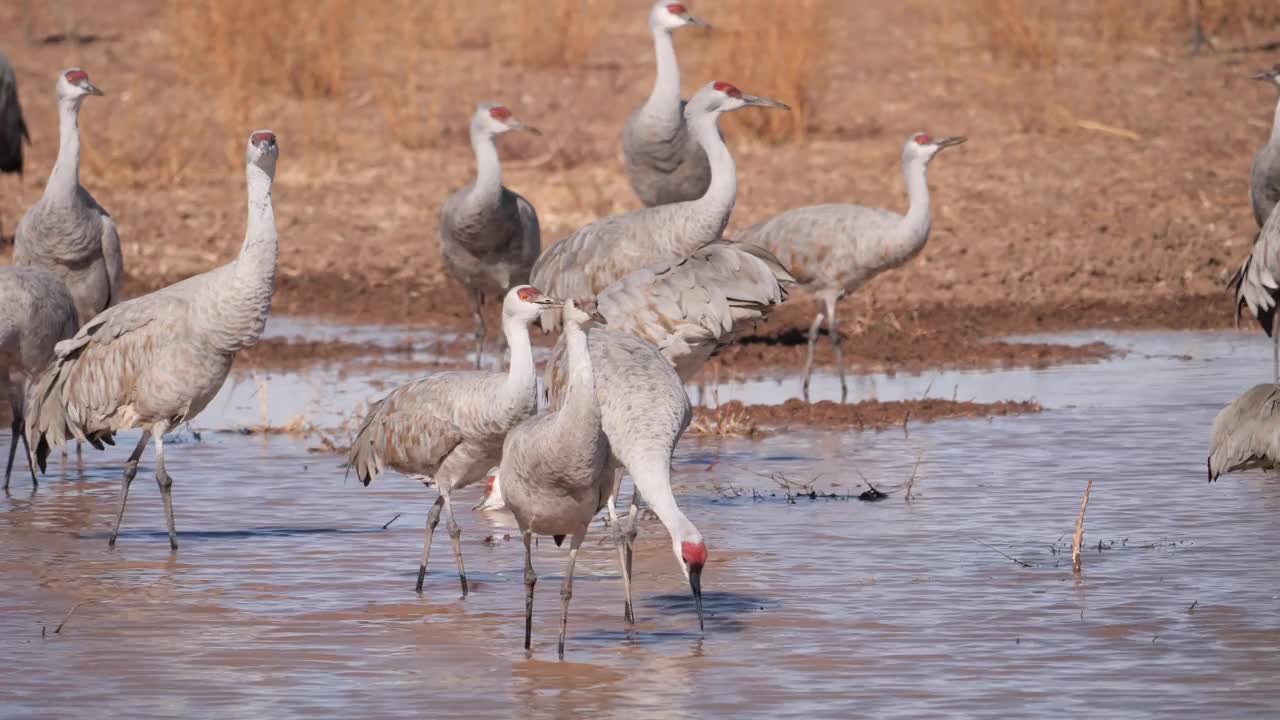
top-left (1071, 479), bottom-right (1093, 574)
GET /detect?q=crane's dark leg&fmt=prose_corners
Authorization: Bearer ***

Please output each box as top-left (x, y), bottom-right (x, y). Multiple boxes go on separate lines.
top-left (523, 529), bottom-right (536, 651)
top-left (2, 374), bottom-right (28, 490)
top-left (1273, 315), bottom-right (1278, 384)
top-left (153, 432), bottom-right (179, 551)
top-left (108, 431), bottom-right (152, 547)
top-left (19, 430), bottom-right (36, 487)
top-left (471, 290), bottom-right (486, 370)
top-left (557, 528), bottom-right (587, 660)
top-left (441, 489), bottom-right (469, 596)
top-left (5, 414), bottom-right (20, 490)
top-left (417, 493), bottom-right (446, 593)
top-left (825, 295), bottom-right (848, 402)
top-left (802, 312), bottom-right (823, 402)
top-left (623, 499), bottom-right (640, 624)
top-left (605, 469), bottom-right (634, 624)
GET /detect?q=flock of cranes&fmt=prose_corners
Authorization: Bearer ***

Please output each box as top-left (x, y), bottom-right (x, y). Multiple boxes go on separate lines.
top-left (0, 0), bottom-right (962, 656)
top-left (13, 2), bottom-right (1278, 657)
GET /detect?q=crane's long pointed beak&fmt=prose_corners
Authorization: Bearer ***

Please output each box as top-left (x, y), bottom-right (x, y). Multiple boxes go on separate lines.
top-left (689, 565), bottom-right (704, 631)
top-left (743, 94), bottom-right (790, 111)
top-left (1251, 70), bottom-right (1280, 82)
top-left (512, 120), bottom-right (542, 136)
top-left (685, 14), bottom-right (710, 28)
top-left (937, 136), bottom-right (967, 148)
top-left (84, 82), bottom-right (104, 96)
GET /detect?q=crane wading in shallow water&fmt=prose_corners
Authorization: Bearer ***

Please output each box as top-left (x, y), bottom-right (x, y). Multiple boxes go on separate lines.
top-left (441, 103), bottom-right (541, 369)
top-left (0, 266), bottom-right (78, 488)
top-left (736, 132), bottom-right (966, 400)
top-left (498, 299), bottom-right (611, 659)
top-left (347, 286), bottom-right (561, 595)
top-left (25, 131), bottom-right (281, 550)
top-left (532, 81), bottom-right (789, 331)
top-left (477, 242), bottom-right (791, 626)
top-left (1250, 65), bottom-right (1280, 229)
top-left (1208, 383), bottom-right (1280, 482)
top-left (623, 1), bottom-right (712, 208)
top-left (15, 68), bottom-right (123, 328)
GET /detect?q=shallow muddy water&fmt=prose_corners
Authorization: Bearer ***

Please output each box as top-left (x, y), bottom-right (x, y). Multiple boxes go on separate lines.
top-left (3, 328), bottom-right (1280, 718)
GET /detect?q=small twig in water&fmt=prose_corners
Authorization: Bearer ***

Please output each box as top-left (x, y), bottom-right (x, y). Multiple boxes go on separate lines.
top-left (904, 450), bottom-right (925, 503)
top-left (382, 514), bottom-right (402, 530)
top-left (972, 538), bottom-right (1033, 568)
top-left (54, 593), bottom-right (125, 634)
top-left (1071, 480), bottom-right (1094, 574)
top-left (1187, 600), bottom-right (1198, 614)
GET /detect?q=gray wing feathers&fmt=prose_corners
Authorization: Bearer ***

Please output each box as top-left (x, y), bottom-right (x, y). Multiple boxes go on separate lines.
top-left (0, 267), bottom-right (78, 374)
top-left (1252, 140), bottom-right (1280, 229)
top-left (346, 372), bottom-right (521, 486)
top-left (623, 105), bottom-right (712, 207)
top-left (1231, 211), bottom-right (1280, 333)
top-left (736, 204), bottom-right (902, 291)
top-left (1208, 384), bottom-right (1280, 481)
top-left (100, 214), bottom-right (124, 307)
top-left (594, 241), bottom-right (792, 379)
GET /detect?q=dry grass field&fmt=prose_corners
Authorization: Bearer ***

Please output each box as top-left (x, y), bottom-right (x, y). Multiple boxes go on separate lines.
top-left (2, 0), bottom-right (1279, 356)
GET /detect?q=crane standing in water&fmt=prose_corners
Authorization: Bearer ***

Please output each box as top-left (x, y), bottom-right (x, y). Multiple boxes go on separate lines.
top-left (25, 131), bottom-right (281, 550)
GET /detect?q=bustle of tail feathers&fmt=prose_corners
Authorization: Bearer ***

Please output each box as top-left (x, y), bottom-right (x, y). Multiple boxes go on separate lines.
top-left (345, 397), bottom-right (388, 487)
top-left (1207, 456), bottom-right (1215, 483)
top-left (1229, 233), bottom-right (1277, 336)
top-left (553, 534), bottom-right (566, 547)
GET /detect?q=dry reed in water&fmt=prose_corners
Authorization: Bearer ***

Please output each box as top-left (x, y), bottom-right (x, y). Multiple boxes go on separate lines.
top-left (1071, 479), bottom-right (1093, 574)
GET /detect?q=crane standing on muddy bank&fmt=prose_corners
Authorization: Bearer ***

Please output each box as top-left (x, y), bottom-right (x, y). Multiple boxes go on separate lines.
top-left (440, 103), bottom-right (541, 369)
top-left (735, 132), bottom-right (966, 400)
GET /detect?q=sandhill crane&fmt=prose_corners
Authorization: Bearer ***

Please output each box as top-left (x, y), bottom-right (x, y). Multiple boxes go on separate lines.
top-left (1208, 383), bottom-right (1280, 481)
top-left (623, 1), bottom-right (711, 207)
top-left (0, 266), bottom-right (78, 488)
top-left (0, 52), bottom-right (30, 241)
top-left (1251, 65), bottom-right (1280, 229)
top-left (441, 102), bottom-right (541, 368)
top-left (498, 299), bottom-right (610, 658)
top-left (736, 132), bottom-right (967, 400)
top-left (25, 131), bottom-right (280, 550)
top-left (1232, 189), bottom-right (1280, 380)
top-left (14, 68), bottom-right (123, 326)
top-left (532, 81), bottom-right (789, 331)
top-left (347, 285), bottom-right (561, 595)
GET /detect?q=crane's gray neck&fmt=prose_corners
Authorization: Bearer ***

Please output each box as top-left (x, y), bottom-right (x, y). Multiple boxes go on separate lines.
top-left (501, 316), bottom-right (536, 399)
top-left (558, 321), bottom-right (598, 422)
top-left (1271, 94), bottom-right (1280, 144)
top-left (897, 155), bottom-right (932, 246)
top-left (237, 163), bottom-right (278, 274)
top-left (467, 125), bottom-right (503, 210)
top-left (630, 455), bottom-right (701, 545)
top-left (46, 97), bottom-right (84, 204)
top-left (640, 27), bottom-right (682, 123)
top-left (688, 112), bottom-right (736, 226)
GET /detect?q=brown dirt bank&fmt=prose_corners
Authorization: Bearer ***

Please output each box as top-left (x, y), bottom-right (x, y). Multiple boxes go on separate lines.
top-left (692, 398), bottom-right (1044, 435)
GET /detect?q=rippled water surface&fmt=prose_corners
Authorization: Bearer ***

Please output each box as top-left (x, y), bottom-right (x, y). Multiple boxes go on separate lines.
top-left (3, 328), bottom-right (1280, 718)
